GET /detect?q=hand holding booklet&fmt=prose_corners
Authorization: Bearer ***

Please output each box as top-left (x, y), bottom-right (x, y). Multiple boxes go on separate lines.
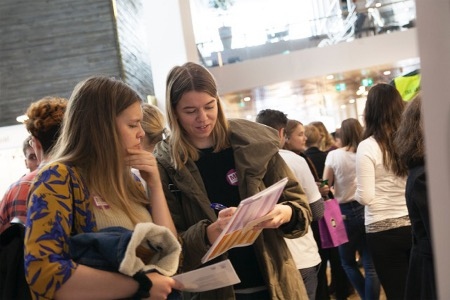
top-left (201, 177), bottom-right (288, 263)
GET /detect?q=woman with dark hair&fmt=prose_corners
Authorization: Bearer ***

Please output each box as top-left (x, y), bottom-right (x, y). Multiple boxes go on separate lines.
top-left (324, 118), bottom-right (380, 300)
top-left (22, 136), bottom-right (39, 173)
top-left (393, 95), bottom-right (437, 299)
top-left (154, 62), bottom-right (312, 299)
top-left (355, 83), bottom-right (411, 299)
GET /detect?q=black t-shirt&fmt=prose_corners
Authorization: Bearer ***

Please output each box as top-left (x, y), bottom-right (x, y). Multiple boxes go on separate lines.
top-left (195, 147), bottom-right (265, 290)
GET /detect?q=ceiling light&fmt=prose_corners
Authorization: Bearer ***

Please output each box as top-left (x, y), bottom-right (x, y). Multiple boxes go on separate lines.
top-left (326, 74), bottom-right (334, 80)
top-left (349, 99), bottom-right (355, 104)
top-left (243, 96), bottom-right (251, 101)
top-left (375, 3), bottom-right (381, 8)
top-left (383, 70), bottom-right (391, 75)
top-left (16, 115), bottom-right (28, 123)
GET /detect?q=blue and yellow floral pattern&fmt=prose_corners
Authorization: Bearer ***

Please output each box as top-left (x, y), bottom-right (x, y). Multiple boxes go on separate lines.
top-left (24, 163), bottom-right (96, 299)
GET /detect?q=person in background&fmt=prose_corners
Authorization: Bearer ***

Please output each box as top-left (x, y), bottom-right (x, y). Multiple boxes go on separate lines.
top-left (23, 136), bottom-right (39, 173)
top-left (132, 103), bottom-right (168, 192)
top-left (256, 109), bottom-right (324, 300)
top-left (154, 62), bottom-right (312, 299)
top-left (331, 128), bottom-right (342, 149)
top-left (24, 76), bottom-right (182, 299)
top-left (303, 124), bottom-right (351, 300)
top-left (304, 125), bottom-right (328, 180)
top-left (0, 97), bottom-right (67, 234)
top-left (141, 103), bottom-right (167, 153)
top-left (284, 119), bottom-right (330, 196)
top-left (309, 121), bottom-right (337, 152)
top-left (286, 120), bottom-right (352, 299)
top-left (393, 95), bottom-right (437, 299)
top-left (355, 83), bottom-right (411, 300)
top-left (323, 118), bottom-right (380, 300)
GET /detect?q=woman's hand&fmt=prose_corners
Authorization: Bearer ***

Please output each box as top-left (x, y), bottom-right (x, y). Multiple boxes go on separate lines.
top-left (146, 272), bottom-right (183, 300)
top-left (317, 182), bottom-right (330, 198)
top-left (206, 207), bottom-right (237, 244)
top-left (251, 204), bottom-right (292, 230)
top-left (126, 148), bottom-right (161, 188)
top-left (216, 207), bottom-right (236, 231)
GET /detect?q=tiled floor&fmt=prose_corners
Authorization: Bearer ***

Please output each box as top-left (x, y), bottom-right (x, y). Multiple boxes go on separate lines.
top-left (327, 267), bottom-right (387, 300)
top-left (346, 289), bottom-right (386, 300)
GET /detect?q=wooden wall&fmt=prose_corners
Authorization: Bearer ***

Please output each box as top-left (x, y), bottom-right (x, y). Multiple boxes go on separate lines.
top-left (0, 0), bottom-right (154, 127)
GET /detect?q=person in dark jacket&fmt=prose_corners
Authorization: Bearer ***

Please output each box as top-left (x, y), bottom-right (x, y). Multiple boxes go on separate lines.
top-left (394, 94), bottom-right (437, 299)
top-left (154, 62), bottom-right (312, 299)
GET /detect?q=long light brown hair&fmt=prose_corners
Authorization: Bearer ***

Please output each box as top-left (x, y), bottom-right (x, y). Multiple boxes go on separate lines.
top-left (165, 62), bottom-right (230, 170)
top-left (51, 76), bottom-right (147, 224)
top-left (340, 118), bottom-right (363, 153)
top-left (309, 121), bottom-right (335, 151)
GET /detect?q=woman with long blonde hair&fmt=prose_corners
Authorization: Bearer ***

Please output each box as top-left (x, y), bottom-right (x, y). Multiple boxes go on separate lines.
top-left (155, 62), bottom-right (312, 299)
top-left (24, 76), bottom-right (181, 299)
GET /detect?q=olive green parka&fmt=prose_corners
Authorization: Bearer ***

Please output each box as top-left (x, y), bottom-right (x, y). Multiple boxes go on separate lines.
top-left (154, 119), bottom-right (312, 299)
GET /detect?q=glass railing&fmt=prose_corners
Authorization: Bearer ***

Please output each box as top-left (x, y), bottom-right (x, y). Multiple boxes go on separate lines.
top-left (194, 0), bottom-right (416, 68)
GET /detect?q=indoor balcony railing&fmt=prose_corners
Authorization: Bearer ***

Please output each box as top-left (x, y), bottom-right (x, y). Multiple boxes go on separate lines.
top-left (194, 0), bottom-right (416, 68)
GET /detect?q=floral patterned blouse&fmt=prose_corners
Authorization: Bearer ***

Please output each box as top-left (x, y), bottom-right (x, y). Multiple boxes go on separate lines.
top-left (24, 163), bottom-right (96, 299)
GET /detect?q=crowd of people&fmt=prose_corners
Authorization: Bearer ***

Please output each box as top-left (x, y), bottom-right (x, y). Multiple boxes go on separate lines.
top-left (0, 61), bottom-right (435, 300)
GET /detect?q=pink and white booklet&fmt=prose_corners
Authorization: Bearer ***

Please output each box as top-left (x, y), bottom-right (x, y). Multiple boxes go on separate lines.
top-left (201, 177), bottom-right (288, 263)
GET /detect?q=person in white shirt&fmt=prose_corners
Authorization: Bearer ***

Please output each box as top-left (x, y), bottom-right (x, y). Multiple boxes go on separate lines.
top-left (256, 109), bottom-right (323, 300)
top-left (355, 83), bottom-right (411, 300)
top-left (324, 118), bottom-right (380, 300)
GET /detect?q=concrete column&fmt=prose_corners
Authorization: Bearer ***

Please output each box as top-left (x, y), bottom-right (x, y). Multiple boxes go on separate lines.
top-left (144, 0), bottom-right (199, 112)
top-left (415, 1), bottom-right (450, 298)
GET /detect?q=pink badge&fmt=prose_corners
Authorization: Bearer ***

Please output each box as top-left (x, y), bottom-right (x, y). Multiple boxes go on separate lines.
top-left (93, 196), bottom-right (109, 209)
top-left (226, 169), bottom-right (238, 186)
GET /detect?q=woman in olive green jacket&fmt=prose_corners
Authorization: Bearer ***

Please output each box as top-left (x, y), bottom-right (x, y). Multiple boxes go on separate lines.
top-left (154, 62), bottom-right (312, 299)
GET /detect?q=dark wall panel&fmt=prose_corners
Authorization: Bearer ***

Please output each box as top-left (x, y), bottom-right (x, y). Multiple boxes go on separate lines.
top-left (0, 0), bottom-right (154, 127)
top-left (115, 0), bottom-right (154, 100)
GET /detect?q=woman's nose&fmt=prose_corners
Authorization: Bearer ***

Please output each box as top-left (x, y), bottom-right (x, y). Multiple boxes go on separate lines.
top-left (138, 124), bottom-right (145, 139)
top-left (197, 109), bottom-right (207, 121)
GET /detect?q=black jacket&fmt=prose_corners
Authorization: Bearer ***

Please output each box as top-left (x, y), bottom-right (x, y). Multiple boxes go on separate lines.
top-left (0, 223), bottom-right (32, 300)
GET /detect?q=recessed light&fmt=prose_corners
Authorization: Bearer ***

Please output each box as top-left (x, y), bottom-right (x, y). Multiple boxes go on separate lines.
top-left (326, 74), bottom-right (334, 80)
top-left (243, 96), bottom-right (251, 102)
top-left (383, 70), bottom-right (391, 75)
top-left (16, 115), bottom-right (28, 123)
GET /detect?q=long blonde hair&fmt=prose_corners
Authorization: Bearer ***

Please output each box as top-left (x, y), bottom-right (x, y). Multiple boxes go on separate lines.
top-left (309, 121), bottom-right (335, 152)
top-left (165, 62), bottom-right (230, 170)
top-left (51, 76), bottom-right (147, 225)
